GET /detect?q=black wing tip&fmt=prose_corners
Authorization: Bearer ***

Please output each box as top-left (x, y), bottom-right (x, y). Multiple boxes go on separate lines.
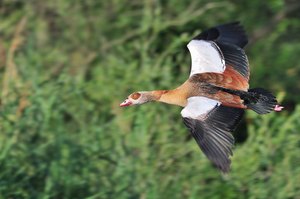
top-left (215, 162), bottom-right (231, 173)
top-left (193, 21), bottom-right (248, 48)
top-left (203, 143), bottom-right (232, 173)
top-left (182, 106), bottom-right (244, 173)
top-left (216, 22), bottom-right (248, 48)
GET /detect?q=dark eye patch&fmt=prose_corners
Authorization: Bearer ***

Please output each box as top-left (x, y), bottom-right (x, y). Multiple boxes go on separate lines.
top-left (131, 92), bottom-right (141, 100)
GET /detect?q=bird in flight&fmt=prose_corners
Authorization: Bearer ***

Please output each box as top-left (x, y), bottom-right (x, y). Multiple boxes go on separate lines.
top-left (120, 22), bottom-right (283, 173)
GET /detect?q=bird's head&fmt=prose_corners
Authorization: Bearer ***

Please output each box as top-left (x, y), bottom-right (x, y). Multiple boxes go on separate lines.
top-left (120, 92), bottom-right (154, 107)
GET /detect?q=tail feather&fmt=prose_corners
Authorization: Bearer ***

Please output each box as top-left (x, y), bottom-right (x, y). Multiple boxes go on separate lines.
top-left (244, 88), bottom-right (279, 114)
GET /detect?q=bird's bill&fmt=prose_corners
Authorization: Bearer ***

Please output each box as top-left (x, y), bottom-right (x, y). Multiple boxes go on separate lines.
top-left (120, 99), bottom-right (132, 107)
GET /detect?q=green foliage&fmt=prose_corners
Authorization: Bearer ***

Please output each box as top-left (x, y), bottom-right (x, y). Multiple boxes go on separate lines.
top-left (0, 0), bottom-right (300, 198)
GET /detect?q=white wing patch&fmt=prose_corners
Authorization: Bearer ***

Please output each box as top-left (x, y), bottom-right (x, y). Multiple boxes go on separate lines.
top-left (181, 96), bottom-right (221, 119)
top-left (187, 40), bottom-right (225, 77)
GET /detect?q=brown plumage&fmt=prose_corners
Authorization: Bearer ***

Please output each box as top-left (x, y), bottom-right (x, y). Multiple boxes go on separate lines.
top-left (120, 22), bottom-right (283, 173)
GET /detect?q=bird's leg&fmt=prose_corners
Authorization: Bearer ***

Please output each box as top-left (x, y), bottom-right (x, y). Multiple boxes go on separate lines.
top-left (274, 105), bottom-right (284, 112)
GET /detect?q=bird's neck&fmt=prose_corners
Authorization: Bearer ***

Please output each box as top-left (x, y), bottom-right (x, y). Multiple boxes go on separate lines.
top-left (148, 89), bottom-right (187, 107)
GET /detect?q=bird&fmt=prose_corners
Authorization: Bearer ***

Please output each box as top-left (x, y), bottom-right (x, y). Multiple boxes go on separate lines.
top-left (120, 22), bottom-right (283, 173)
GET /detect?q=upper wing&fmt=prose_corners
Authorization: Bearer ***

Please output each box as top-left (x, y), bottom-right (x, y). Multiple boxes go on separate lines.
top-left (187, 22), bottom-right (250, 79)
top-left (193, 21), bottom-right (248, 48)
top-left (187, 40), bottom-right (225, 76)
top-left (181, 97), bottom-right (244, 173)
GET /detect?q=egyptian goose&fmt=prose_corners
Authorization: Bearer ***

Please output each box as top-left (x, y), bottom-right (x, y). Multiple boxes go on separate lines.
top-left (120, 22), bottom-right (283, 172)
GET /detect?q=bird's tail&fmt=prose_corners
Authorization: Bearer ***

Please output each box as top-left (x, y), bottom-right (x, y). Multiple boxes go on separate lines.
top-left (242, 88), bottom-right (283, 114)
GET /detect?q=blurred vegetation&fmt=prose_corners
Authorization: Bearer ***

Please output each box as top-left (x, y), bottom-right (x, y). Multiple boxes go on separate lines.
top-left (0, 0), bottom-right (300, 198)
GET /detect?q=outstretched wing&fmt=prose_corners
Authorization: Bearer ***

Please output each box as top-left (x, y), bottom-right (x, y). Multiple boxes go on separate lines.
top-left (187, 22), bottom-right (250, 79)
top-left (181, 97), bottom-right (244, 173)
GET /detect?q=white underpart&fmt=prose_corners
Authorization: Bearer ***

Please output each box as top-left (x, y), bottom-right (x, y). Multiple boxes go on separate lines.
top-left (181, 96), bottom-right (221, 119)
top-left (187, 40), bottom-right (225, 77)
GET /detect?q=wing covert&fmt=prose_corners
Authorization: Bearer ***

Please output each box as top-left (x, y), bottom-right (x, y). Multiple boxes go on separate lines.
top-left (187, 40), bottom-right (225, 77)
